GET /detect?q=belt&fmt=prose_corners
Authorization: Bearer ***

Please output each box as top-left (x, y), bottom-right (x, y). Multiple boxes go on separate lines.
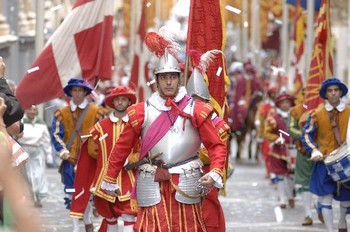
top-left (152, 155), bottom-right (199, 169)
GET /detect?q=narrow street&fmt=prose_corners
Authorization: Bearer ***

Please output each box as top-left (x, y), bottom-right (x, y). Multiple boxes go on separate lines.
top-left (37, 154), bottom-right (340, 231)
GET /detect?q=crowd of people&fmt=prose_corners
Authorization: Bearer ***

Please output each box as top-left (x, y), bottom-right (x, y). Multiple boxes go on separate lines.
top-left (0, 29), bottom-right (350, 232)
top-left (228, 60), bottom-right (350, 232)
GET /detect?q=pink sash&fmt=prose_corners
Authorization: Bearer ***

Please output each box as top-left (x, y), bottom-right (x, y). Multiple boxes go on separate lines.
top-left (139, 95), bottom-right (191, 160)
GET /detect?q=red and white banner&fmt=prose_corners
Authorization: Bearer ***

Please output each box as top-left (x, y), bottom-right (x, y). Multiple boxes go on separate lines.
top-left (9, 136), bottom-right (28, 168)
top-left (16, 0), bottom-right (114, 109)
top-left (129, 0), bottom-right (151, 103)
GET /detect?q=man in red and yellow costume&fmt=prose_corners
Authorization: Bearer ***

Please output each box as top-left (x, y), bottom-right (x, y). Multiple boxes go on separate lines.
top-left (70, 86), bottom-right (139, 232)
top-left (101, 31), bottom-right (227, 232)
top-left (256, 85), bottom-right (278, 177)
top-left (230, 60), bottom-right (261, 134)
top-left (264, 92), bottom-right (295, 209)
top-left (51, 78), bottom-right (104, 231)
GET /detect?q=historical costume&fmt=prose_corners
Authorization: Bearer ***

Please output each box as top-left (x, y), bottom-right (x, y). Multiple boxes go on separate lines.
top-left (70, 86), bottom-right (139, 232)
top-left (101, 32), bottom-right (227, 232)
top-left (264, 92), bottom-right (295, 208)
top-left (302, 78), bottom-right (350, 232)
top-left (51, 78), bottom-right (104, 232)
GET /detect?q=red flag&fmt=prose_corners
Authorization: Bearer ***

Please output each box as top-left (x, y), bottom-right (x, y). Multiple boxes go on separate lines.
top-left (16, 0), bottom-right (114, 109)
top-left (186, 0), bottom-right (229, 119)
top-left (290, 0), bottom-right (304, 102)
top-left (303, 0), bottom-right (333, 113)
top-left (129, 0), bottom-right (151, 103)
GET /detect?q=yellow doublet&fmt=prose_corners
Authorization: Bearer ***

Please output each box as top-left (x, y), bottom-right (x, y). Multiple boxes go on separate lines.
top-left (308, 106), bottom-right (350, 157)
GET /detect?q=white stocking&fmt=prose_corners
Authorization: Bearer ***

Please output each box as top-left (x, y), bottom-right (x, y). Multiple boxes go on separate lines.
top-left (339, 201), bottom-right (350, 229)
top-left (277, 179), bottom-right (286, 204)
top-left (283, 177), bottom-right (293, 200)
top-left (121, 214), bottom-right (136, 232)
top-left (72, 218), bottom-right (80, 232)
top-left (106, 218), bottom-right (119, 232)
top-left (318, 195), bottom-right (333, 232)
top-left (83, 202), bottom-right (92, 225)
top-left (301, 191), bottom-right (313, 218)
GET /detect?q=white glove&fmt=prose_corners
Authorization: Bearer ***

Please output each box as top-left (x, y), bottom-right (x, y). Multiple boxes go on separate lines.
top-left (46, 153), bottom-right (53, 165)
top-left (254, 119), bottom-right (261, 127)
top-left (311, 150), bottom-right (323, 161)
top-left (275, 136), bottom-right (285, 145)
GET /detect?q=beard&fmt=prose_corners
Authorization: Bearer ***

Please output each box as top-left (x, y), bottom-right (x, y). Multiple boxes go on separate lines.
top-left (115, 105), bottom-right (128, 113)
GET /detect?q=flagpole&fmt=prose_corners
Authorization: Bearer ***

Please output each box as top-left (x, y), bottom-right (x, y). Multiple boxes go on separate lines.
top-left (183, 55), bottom-right (190, 86)
top-left (348, 0), bottom-right (350, 86)
top-left (129, 0), bottom-right (137, 65)
top-left (281, 0), bottom-right (289, 71)
top-left (35, 0), bottom-right (45, 116)
top-left (305, 0), bottom-right (314, 75)
top-left (35, 0), bottom-right (45, 56)
top-left (241, 0), bottom-right (248, 60)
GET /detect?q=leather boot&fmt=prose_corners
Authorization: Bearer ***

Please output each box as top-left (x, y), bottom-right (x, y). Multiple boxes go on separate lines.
top-left (301, 216), bottom-right (312, 226)
top-left (288, 199), bottom-right (295, 208)
top-left (85, 223), bottom-right (94, 232)
top-left (318, 213), bottom-right (324, 223)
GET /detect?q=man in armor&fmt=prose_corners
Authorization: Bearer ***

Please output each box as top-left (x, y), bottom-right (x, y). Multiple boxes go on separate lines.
top-left (101, 49), bottom-right (227, 231)
top-left (186, 67), bottom-right (230, 232)
top-left (302, 78), bottom-right (350, 232)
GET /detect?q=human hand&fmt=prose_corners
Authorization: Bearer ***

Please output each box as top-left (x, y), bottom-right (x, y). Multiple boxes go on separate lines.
top-left (46, 154), bottom-right (53, 165)
top-left (60, 152), bottom-right (69, 160)
top-left (67, 156), bottom-right (77, 165)
top-left (198, 173), bottom-right (215, 189)
top-left (256, 137), bottom-right (264, 143)
top-left (0, 97), bottom-right (7, 118)
top-left (0, 57), bottom-right (5, 77)
top-left (311, 150), bottom-right (323, 161)
top-left (275, 136), bottom-right (285, 145)
top-left (105, 189), bottom-right (121, 197)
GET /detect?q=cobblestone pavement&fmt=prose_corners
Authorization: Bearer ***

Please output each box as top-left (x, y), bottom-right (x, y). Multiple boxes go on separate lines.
top-left (36, 158), bottom-right (343, 232)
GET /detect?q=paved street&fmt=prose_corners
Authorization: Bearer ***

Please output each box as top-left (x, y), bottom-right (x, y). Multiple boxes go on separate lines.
top-left (36, 156), bottom-right (341, 232)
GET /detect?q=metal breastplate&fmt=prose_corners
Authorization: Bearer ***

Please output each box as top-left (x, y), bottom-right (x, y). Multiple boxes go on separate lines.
top-left (142, 100), bottom-right (201, 165)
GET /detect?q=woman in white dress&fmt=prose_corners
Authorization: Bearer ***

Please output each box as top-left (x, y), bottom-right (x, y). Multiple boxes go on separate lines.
top-left (18, 105), bottom-right (52, 207)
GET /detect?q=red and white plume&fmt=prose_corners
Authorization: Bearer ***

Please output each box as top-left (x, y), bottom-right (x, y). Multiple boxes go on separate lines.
top-left (187, 49), bottom-right (223, 73)
top-left (144, 26), bottom-right (180, 58)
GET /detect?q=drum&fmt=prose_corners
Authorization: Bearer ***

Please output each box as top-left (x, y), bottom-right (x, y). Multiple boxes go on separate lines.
top-left (324, 144), bottom-right (350, 183)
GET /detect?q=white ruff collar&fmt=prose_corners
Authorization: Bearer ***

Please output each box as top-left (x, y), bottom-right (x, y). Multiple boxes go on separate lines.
top-left (109, 112), bottom-right (129, 123)
top-left (325, 97), bottom-right (346, 112)
top-left (148, 86), bottom-right (188, 111)
top-left (70, 98), bottom-right (88, 111)
top-left (276, 108), bottom-right (289, 118)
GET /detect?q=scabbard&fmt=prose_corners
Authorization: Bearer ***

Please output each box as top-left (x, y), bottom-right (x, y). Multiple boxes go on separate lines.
top-left (124, 152), bottom-right (163, 171)
top-left (124, 159), bottom-right (148, 171)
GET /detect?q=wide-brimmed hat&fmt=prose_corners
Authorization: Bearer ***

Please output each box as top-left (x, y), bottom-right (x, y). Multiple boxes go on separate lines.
top-left (63, 78), bottom-right (93, 97)
top-left (319, 78), bottom-right (348, 99)
top-left (104, 86), bottom-right (136, 108)
top-left (274, 92), bottom-right (295, 107)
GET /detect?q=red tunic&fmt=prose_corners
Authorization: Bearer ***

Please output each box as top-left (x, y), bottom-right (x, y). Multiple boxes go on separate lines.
top-left (70, 116), bottom-right (139, 219)
top-left (264, 113), bottom-right (293, 175)
top-left (199, 115), bottom-right (230, 232)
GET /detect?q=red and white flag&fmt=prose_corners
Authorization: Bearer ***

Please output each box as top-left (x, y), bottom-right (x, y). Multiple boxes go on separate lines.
top-left (16, 0), bottom-right (114, 109)
top-left (129, 0), bottom-right (151, 103)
